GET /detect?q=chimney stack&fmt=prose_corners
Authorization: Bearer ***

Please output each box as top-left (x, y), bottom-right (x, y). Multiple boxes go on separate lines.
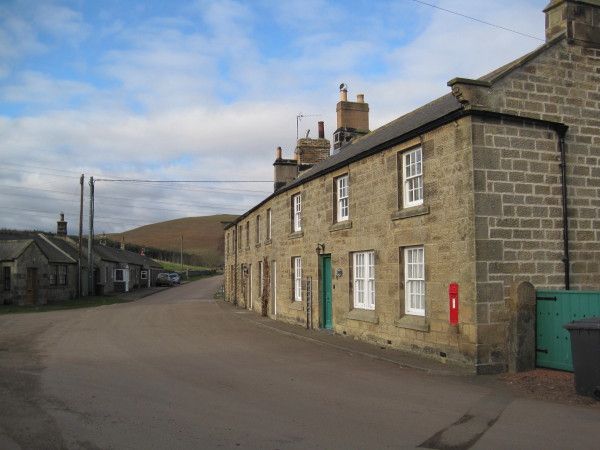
top-left (273, 147), bottom-right (298, 192)
top-left (295, 121), bottom-right (331, 171)
top-left (56, 212), bottom-right (67, 236)
top-left (544, 0), bottom-right (600, 46)
top-left (333, 84), bottom-right (370, 153)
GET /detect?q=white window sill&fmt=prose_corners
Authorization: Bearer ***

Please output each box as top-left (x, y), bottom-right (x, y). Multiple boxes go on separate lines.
top-left (329, 220), bottom-right (352, 232)
top-left (288, 231), bottom-right (304, 239)
top-left (345, 308), bottom-right (379, 324)
top-left (391, 204), bottom-right (429, 221)
top-left (289, 301), bottom-right (304, 311)
top-left (394, 315), bottom-right (429, 332)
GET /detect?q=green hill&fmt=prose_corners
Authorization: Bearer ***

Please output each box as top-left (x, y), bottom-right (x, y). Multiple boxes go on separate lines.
top-left (108, 214), bottom-right (237, 267)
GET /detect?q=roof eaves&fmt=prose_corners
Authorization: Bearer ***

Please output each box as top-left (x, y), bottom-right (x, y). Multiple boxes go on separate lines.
top-left (226, 104), bottom-right (466, 229)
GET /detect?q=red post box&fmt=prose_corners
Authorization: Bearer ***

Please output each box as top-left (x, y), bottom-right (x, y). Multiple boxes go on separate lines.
top-left (449, 282), bottom-right (459, 325)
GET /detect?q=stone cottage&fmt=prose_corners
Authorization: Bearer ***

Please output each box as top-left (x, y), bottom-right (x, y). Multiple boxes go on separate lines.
top-left (223, 0), bottom-right (600, 374)
top-left (0, 235), bottom-right (79, 305)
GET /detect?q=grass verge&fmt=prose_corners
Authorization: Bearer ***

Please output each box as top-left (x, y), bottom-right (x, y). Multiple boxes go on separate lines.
top-left (0, 296), bottom-right (133, 315)
top-left (157, 260), bottom-right (210, 272)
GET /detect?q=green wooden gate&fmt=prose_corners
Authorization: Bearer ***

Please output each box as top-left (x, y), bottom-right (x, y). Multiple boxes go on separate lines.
top-left (536, 290), bottom-right (600, 371)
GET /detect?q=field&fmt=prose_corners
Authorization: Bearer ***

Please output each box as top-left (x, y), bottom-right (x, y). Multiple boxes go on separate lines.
top-left (108, 214), bottom-right (237, 267)
top-left (157, 260), bottom-right (209, 272)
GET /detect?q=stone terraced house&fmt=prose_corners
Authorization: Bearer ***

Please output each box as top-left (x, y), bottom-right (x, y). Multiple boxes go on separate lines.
top-left (223, 0), bottom-right (600, 374)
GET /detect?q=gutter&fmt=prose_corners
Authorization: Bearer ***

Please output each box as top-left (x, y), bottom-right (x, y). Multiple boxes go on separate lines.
top-left (226, 107), bottom-right (569, 233)
top-left (234, 226), bottom-right (238, 306)
top-left (558, 130), bottom-right (570, 290)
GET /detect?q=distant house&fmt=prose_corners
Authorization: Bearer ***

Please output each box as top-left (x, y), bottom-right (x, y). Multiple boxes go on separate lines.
top-left (0, 236), bottom-right (78, 305)
top-left (1, 214), bottom-right (163, 303)
top-left (92, 243), bottom-right (163, 294)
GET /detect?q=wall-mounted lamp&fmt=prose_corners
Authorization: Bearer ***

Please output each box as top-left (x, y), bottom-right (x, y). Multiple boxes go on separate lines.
top-left (315, 243), bottom-right (325, 254)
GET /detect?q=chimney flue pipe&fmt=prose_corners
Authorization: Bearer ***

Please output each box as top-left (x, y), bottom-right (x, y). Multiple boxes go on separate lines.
top-left (276, 146), bottom-right (282, 160)
top-left (318, 121), bottom-right (324, 139)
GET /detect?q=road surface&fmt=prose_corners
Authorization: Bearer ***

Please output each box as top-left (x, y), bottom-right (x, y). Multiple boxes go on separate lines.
top-left (1, 276), bottom-right (599, 449)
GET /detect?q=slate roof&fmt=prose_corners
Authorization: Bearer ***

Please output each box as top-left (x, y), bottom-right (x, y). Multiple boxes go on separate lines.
top-left (0, 232), bottom-right (76, 263)
top-left (49, 237), bottom-right (88, 266)
top-left (226, 34), bottom-right (571, 229)
top-left (227, 92), bottom-right (464, 227)
top-left (92, 244), bottom-right (161, 268)
top-left (288, 93), bottom-right (463, 190)
top-left (0, 239), bottom-right (34, 261)
top-left (35, 235), bottom-right (76, 264)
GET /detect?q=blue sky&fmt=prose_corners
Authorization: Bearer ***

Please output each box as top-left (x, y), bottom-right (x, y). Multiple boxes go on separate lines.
top-left (0, 0), bottom-right (547, 233)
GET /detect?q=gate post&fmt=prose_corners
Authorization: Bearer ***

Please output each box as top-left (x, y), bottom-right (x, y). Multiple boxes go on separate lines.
top-left (508, 281), bottom-right (536, 373)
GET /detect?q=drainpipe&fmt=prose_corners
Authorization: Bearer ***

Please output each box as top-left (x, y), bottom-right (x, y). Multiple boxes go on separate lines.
top-left (557, 127), bottom-right (570, 290)
top-left (234, 226), bottom-right (238, 306)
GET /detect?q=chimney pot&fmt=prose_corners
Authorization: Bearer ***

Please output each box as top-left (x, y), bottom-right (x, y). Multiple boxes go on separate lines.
top-left (357, 94), bottom-right (364, 103)
top-left (318, 121), bottom-right (325, 139)
top-left (56, 212), bottom-right (67, 236)
top-left (276, 146), bottom-right (282, 160)
top-left (340, 89), bottom-right (348, 101)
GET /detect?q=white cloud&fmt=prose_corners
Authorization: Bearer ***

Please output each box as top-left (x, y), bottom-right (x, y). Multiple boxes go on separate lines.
top-left (0, 0), bottom-right (551, 232)
top-left (33, 3), bottom-right (89, 40)
top-left (0, 71), bottom-right (94, 105)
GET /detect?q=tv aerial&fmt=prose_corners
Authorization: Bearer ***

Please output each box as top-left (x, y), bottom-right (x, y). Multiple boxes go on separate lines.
top-left (296, 113), bottom-right (321, 140)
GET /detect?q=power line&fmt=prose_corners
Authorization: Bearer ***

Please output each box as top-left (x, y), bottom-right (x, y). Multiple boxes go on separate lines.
top-left (0, 192), bottom-right (250, 214)
top-left (0, 180), bottom-right (270, 196)
top-left (0, 205), bottom-right (243, 228)
top-left (0, 166), bottom-right (78, 180)
top-left (0, 184), bottom-right (267, 209)
top-left (95, 178), bottom-right (272, 183)
top-left (408, 0), bottom-right (545, 42)
top-left (0, 162), bottom-right (84, 176)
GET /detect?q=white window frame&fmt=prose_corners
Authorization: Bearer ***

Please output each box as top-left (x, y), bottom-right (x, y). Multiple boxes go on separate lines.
top-left (114, 268), bottom-right (124, 281)
top-left (353, 251), bottom-right (375, 310)
top-left (266, 208), bottom-right (272, 240)
top-left (336, 174), bottom-right (349, 222)
top-left (292, 194), bottom-right (302, 232)
top-left (141, 270), bottom-right (148, 280)
top-left (403, 147), bottom-right (423, 208)
top-left (293, 257), bottom-right (302, 302)
top-left (405, 246), bottom-right (425, 316)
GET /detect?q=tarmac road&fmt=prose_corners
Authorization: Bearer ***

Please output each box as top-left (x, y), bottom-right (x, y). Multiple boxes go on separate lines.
top-left (1, 276), bottom-right (599, 449)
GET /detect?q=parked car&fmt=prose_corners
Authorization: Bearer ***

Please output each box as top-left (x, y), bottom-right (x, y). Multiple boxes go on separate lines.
top-left (169, 273), bottom-right (181, 285)
top-left (156, 273), bottom-right (174, 287)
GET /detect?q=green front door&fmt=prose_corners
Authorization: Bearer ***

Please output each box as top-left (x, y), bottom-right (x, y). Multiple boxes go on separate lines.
top-left (321, 255), bottom-right (333, 329)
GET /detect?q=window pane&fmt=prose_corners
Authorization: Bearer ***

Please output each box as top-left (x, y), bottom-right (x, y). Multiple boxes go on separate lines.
top-left (405, 246), bottom-right (425, 315)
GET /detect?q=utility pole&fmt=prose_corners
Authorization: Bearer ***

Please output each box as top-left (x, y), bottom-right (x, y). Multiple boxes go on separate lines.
top-left (78, 174), bottom-right (84, 298)
top-left (87, 176), bottom-right (94, 295)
